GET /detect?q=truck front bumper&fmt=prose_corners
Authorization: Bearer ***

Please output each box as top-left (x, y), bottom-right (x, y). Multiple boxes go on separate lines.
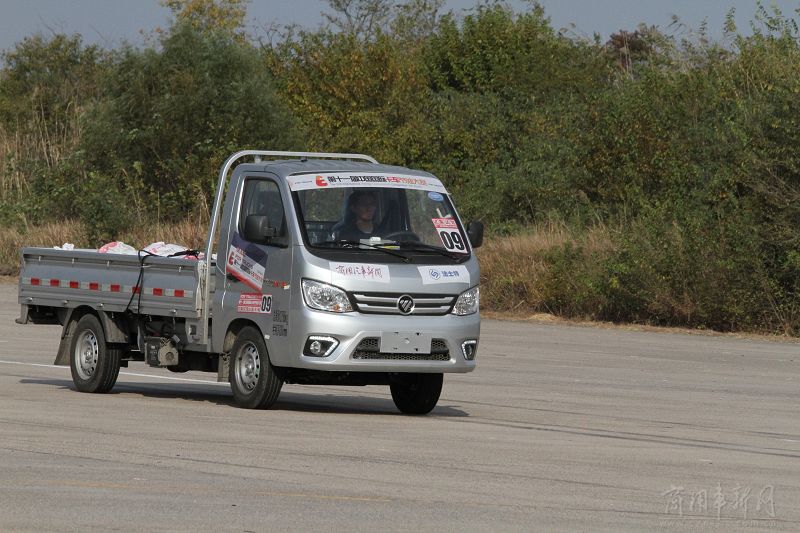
top-left (278, 307), bottom-right (480, 373)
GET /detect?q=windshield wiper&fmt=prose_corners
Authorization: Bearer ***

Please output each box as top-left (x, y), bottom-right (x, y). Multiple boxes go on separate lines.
top-left (315, 240), bottom-right (410, 262)
top-left (396, 241), bottom-right (466, 262)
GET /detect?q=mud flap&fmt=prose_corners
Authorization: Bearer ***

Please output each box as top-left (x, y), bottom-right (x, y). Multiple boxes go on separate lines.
top-left (54, 320), bottom-right (76, 366)
top-left (217, 353), bottom-right (229, 382)
top-left (15, 304), bottom-right (29, 325)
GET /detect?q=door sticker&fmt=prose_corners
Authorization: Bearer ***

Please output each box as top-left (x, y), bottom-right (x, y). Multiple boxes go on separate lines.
top-left (330, 262), bottom-right (391, 283)
top-left (227, 232), bottom-right (267, 290)
top-left (418, 265), bottom-right (470, 284)
top-left (431, 218), bottom-right (469, 254)
top-left (237, 293), bottom-right (272, 314)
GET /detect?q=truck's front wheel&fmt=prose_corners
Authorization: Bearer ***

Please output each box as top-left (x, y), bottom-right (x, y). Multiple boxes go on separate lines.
top-left (69, 314), bottom-right (121, 393)
top-left (390, 373), bottom-right (443, 415)
top-left (229, 326), bottom-right (282, 409)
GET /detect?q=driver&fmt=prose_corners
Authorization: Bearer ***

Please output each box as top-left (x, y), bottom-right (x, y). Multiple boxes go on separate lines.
top-left (337, 190), bottom-right (379, 241)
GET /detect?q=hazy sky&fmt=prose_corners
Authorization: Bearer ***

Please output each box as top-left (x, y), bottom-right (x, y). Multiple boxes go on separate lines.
top-left (1, 0), bottom-right (798, 52)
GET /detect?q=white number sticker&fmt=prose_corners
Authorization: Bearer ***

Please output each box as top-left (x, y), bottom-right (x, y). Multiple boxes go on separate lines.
top-left (237, 293), bottom-right (272, 314)
top-left (432, 218), bottom-right (468, 254)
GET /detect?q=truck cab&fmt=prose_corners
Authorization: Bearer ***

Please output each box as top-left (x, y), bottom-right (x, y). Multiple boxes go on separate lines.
top-left (210, 155), bottom-right (482, 413)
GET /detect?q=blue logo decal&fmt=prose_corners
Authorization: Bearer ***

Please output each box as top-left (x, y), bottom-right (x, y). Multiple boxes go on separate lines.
top-left (429, 268), bottom-right (440, 280)
top-left (428, 192), bottom-right (444, 202)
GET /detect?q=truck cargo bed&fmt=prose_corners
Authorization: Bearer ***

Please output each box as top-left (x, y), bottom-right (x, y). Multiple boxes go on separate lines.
top-left (18, 248), bottom-right (209, 318)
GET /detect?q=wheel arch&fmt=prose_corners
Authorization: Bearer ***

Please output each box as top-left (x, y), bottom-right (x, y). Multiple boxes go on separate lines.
top-left (217, 318), bottom-right (268, 381)
top-left (54, 307), bottom-right (131, 365)
top-left (54, 306), bottom-right (96, 366)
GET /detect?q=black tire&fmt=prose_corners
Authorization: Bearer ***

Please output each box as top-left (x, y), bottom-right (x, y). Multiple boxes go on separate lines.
top-left (390, 373), bottom-right (443, 415)
top-left (69, 314), bottom-right (121, 393)
top-left (229, 326), bottom-right (283, 409)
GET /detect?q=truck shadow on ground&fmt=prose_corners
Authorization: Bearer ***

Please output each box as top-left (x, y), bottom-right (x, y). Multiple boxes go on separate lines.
top-left (19, 377), bottom-right (469, 417)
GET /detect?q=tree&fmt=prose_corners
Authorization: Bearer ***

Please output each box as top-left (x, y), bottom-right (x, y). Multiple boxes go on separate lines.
top-left (606, 26), bottom-right (665, 75)
top-left (160, 0), bottom-right (249, 36)
top-left (391, 0), bottom-right (445, 42)
top-left (80, 21), bottom-right (302, 225)
top-left (323, 0), bottom-right (392, 40)
top-left (422, 3), bottom-right (609, 97)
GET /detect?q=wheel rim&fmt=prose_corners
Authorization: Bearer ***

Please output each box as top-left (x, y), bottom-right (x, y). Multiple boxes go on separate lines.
top-left (234, 341), bottom-right (261, 393)
top-left (74, 329), bottom-right (99, 380)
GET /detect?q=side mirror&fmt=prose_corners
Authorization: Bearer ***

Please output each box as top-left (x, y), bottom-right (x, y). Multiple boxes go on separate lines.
top-left (467, 221), bottom-right (484, 249)
top-left (244, 215), bottom-right (277, 244)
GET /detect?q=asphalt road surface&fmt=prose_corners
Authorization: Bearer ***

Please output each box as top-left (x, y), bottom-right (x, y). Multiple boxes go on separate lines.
top-left (0, 283), bottom-right (798, 532)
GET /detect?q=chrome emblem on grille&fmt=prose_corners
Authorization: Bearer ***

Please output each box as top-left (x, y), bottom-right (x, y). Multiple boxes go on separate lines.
top-left (397, 295), bottom-right (415, 315)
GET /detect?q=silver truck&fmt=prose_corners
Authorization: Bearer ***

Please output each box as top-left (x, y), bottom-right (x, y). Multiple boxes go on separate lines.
top-left (16, 151), bottom-right (483, 414)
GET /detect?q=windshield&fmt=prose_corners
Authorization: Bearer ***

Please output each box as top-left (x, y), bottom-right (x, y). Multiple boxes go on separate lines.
top-left (292, 180), bottom-right (470, 256)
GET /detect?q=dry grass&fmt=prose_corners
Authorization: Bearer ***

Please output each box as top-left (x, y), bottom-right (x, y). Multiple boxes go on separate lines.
top-left (0, 221), bottom-right (86, 274)
top-left (477, 222), bottom-right (615, 314)
top-left (0, 219), bottom-right (209, 274)
top-left (0, 98), bottom-right (84, 201)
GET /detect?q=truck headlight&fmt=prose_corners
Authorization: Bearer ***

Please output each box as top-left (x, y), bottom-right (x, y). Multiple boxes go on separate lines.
top-left (301, 279), bottom-right (353, 313)
top-left (452, 286), bottom-right (479, 315)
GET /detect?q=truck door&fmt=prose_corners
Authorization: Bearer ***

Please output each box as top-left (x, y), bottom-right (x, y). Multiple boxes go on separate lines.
top-left (221, 177), bottom-right (293, 355)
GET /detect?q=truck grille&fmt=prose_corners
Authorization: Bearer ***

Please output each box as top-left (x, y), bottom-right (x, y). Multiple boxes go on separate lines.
top-left (352, 338), bottom-right (450, 361)
top-left (349, 292), bottom-right (456, 316)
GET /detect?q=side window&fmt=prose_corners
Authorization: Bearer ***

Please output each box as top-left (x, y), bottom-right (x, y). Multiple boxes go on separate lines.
top-left (238, 179), bottom-right (287, 240)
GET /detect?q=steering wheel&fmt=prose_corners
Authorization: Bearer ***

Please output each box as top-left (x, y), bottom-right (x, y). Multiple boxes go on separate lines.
top-left (381, 231), bottom-right (419, 242)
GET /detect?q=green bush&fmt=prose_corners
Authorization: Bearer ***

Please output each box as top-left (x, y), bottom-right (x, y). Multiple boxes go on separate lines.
top-left (80, 22), bottom-right (303, 220)
top-left (76, 172), bottom-right (133, 245)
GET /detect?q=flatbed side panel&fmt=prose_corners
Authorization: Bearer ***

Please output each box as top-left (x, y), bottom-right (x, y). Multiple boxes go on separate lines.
top-left (18, 248), bottom-right (205, 318)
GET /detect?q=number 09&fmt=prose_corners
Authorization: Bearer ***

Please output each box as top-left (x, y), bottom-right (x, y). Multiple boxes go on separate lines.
top-left (439, 230), bottom-right (466, 252)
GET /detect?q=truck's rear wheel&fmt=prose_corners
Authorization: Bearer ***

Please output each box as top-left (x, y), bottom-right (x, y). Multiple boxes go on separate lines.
top-left (229, 326), bottom-right (282, 409)
top-left (69, 314), bottom-right (121, 393)
top-left (390, 373), bottom-right (443, 415)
